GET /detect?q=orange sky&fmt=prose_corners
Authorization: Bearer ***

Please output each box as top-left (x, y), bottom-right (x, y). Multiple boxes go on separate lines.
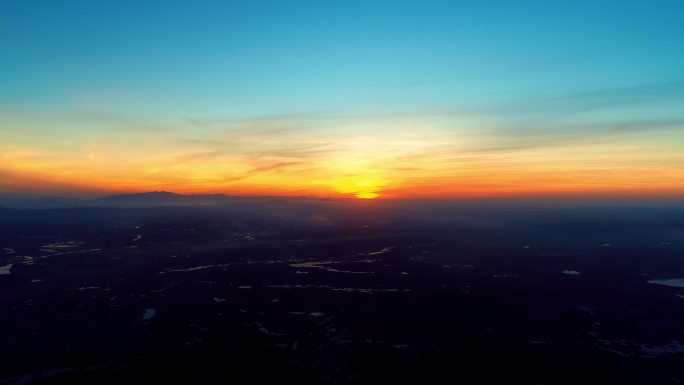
top-left (2, 1), bottom-right (683, 200)
top-left (2, 113), bottom-right (683, 199)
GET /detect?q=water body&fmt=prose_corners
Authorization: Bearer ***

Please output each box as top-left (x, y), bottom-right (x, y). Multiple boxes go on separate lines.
top-left (162, 265), bottom-right (214, 273)
top-left (143, 309), bottom-right (156, 320)
top-left (0, 263), bottom-right (12, 275)
top-left (361, 247), bottom-right (394, 256)
top-left (647, 278), bottom-right (684, 288)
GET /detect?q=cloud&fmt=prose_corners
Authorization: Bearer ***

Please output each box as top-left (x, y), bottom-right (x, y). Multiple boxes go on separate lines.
top-left (78, 79), bottom-right (681, 163)
top-left (2, 78), bottom-right (683, 198)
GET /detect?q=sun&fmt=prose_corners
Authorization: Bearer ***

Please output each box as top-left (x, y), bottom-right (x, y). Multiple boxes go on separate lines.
top-left (355, 191), bottom-right (379, 199)
top-left (332, 177), bottom-right (386, 199)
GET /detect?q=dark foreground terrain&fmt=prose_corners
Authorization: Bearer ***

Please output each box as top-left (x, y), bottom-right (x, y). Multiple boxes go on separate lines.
top-left (1, 197), bottom-right (683, 384)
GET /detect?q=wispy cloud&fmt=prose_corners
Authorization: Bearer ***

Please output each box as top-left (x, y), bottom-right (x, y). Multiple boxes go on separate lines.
top-left (1, 80), bottom-right (683, 198)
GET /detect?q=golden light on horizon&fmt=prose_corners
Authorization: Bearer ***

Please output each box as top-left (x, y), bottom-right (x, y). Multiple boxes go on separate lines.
top-left (1, 121), bottom-right (684, 199)
top-left (356, 191), bottom-right (380, 199)
top-left (332, 176), bottom-right (387, 199)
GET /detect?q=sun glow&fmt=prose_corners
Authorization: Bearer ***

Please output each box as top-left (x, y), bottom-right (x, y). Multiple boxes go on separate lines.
top-left (356, 191), bottom-right (380, 199)
top-left (332, 177), bottom-right (387, 199)
top-left (1, 116), bottom-right (684, 199)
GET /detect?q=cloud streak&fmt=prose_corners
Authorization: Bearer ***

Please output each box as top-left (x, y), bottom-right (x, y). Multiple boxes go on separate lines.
top-left (1, 80), bottom-right (683, 198)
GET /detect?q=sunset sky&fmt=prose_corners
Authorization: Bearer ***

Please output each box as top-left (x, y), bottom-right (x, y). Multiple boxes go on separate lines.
top-left (1, 1), bottom-right (683, 199)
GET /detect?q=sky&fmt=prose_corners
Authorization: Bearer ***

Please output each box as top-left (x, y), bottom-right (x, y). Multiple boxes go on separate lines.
top-left (1, 0), bottom-right (683, 199)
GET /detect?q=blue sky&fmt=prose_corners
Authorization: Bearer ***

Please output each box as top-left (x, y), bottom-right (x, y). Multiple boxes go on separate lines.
top-left (1, 1), bottom-right (683, 198)
top-left (3, 0), bottom-right (682, 118)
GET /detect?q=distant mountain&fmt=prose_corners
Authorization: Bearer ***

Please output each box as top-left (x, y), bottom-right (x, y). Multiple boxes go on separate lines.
top-left (0, 191), bottom-right (336, 210)
top-left (91, 191), bottom-right (240, 207)
top-left (2, 191), bottom-right (684, 210)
